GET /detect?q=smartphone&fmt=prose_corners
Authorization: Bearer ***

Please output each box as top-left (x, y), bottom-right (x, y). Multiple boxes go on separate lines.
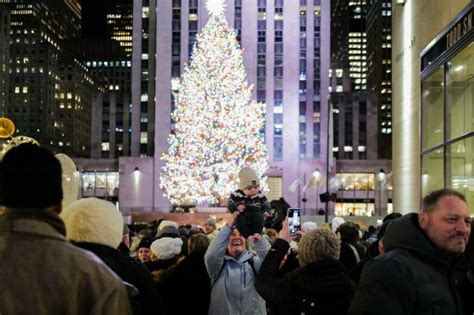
top-left (287, 208), bottom-right (302, 235)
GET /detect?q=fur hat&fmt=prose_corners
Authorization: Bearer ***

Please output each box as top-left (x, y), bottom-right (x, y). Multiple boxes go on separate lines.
top-left (61, 197), bottom-right (124, 249)
top-left (0, 143), bottom-right (63, 209)
top-left (298, 228), bottom-right (340, 267)
top-left (238, 167), bottom-right (260, 190)
top-left (150, 237), bottom-right (183, 260)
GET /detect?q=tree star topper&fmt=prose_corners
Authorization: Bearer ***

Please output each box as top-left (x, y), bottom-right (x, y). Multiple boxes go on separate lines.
top-left (206, 0), bottom-right (226, 16)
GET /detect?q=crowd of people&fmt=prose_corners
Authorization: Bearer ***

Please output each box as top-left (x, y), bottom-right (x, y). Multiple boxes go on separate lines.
top-left (0, 143), bottom-right (473, 315)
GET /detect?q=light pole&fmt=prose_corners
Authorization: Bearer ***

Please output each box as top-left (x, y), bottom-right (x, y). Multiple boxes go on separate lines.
top-left (376, 169), bottom-right (386, 217)
top-left (313, 170), bottom-right (322, 214)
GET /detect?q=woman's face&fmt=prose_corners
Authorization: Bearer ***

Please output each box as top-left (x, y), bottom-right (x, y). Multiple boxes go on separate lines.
top-left (138, 247), bottom-right (152, 263)
top-left (227, 228), bottom-right (246, 258)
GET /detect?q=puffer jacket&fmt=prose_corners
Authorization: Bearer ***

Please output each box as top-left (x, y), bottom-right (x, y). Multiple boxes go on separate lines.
top-left (0, 208), bottom-right (131, 315)
top-left (205, 224), bottom-right (270, 315)
top-left (256, 239), bottom-right (355, 315)
top-left (349, 213), bottom-right (466, 315)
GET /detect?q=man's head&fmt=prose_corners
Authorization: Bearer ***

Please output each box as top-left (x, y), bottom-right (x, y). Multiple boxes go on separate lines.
top-left (203, 218), bottom-right (216, 234)
top-left (419, 188), bottom-right (471, 254)
top-left (0, 143), bottom-right (63, 211)
top-left (227, 227), bottom-right (246, 258)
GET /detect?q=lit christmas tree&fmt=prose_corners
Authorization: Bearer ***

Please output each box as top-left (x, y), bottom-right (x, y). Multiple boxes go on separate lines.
top-left (160, 0), bottom-right (269, 205)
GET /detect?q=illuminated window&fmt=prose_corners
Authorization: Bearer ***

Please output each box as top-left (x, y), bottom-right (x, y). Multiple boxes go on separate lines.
top-left (140, 132), bottom-right (148, 144)
top-left (102, 142), bottom-right (110, 151)
top-left (142, 7), bottom-right (149, 18)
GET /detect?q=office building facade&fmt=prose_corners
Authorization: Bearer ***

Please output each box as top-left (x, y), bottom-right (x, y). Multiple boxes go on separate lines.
top-left (392, 0), bottom-right (472, 213)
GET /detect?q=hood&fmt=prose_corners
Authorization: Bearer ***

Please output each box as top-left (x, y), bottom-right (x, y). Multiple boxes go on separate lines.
top-left (383, 213), bottom-right (459, 268)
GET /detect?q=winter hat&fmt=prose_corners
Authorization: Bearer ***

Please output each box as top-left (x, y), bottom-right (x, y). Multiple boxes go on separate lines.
top-left (205, 218), bottom-right (217, 229)
top-left (157, 225), bottom-right (180, 239)
top-left (138, 238), bottom-right (153, 249)
top-left (0, 143), bottom-right (63, 209)
top-left (238, 167), bottom-right (260, 190)
top-left (61, 197), bottom-right (124, 249)
top-left (298, 228), bottom-right (340, 267)
top-left (138, 229), bottom-right (152, 239)
top-left (331, 217), bottom-right (346, 233)
top-left (150, 237), bottom-right (183, 260)
top-left (302, 221), bottom-right (318, 232)
top-left (123, 223), bottom-right (130, 235)
top-left (157, 220), bottom-right (178, 235)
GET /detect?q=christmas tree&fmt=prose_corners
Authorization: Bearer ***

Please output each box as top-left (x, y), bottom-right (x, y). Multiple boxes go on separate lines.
top-left (160, 0), bottom-right (269, 205)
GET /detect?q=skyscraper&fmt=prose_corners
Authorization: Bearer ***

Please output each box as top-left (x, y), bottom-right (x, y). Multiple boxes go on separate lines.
top-left (80, 0), bottom-right (133, 158)
top-left (0, 5), bottom-right (9, 116)
top-left (367, 0), bottom-right (392, 159)
top-left (4, 0), bottom-right (99, 157)
top-left (330, 0), bottom-right (392, 216)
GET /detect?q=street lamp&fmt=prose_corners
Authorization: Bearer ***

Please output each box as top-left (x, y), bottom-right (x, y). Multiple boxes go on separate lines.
top-left (376, 169), bottom-right (386, 217)
top-left (313, 170), bottom-right (322, 214)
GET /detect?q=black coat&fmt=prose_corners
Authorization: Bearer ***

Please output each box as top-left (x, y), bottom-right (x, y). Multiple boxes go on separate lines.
top-left (172, 252), bottom-right (211, 315)
top-left (349, 213), bottom-right (467, 315)
top-left (76, 242), bottom-right (164, 315)
top-left (339, 241), bottom-right (366, 274)
top-left (255, 239), bottom-right (355, 315)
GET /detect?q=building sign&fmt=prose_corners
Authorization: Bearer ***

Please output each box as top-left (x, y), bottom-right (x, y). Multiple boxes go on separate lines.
top-left (446, 7), bottom-right (473, 49)
top-left (421, 3), bottom-right (473, 72)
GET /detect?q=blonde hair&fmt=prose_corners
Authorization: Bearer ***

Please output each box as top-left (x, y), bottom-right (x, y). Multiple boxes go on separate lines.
top-left (298, 228), bottom-right (340, 267)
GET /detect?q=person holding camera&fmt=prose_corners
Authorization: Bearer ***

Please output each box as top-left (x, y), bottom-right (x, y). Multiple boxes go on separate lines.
top-left (255, 228), bottom-right (355, 315)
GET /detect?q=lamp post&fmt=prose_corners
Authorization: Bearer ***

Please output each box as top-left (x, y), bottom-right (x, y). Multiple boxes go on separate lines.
top-left (313, 170), bottom-right (322, 214)
top-left (376, 169), bottom-right (386, 217)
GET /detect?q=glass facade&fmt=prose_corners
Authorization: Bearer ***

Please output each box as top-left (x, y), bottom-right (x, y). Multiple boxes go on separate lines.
top-left (421, 41), bottom-right (473, 209)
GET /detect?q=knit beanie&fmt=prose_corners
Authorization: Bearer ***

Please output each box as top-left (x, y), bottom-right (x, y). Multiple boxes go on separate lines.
top-left (0, 143), bottom-right (63, 209)
top-left (61, 197), bottom-right (124, 249)
top-left (138, 238), bottom-right (153, 249)
top-left (150, 237), bottom-right (183, 260)
top-left (298, 228), bottom-right (340, 267)
top-left (238, 167), bottom-right (260, 190)
top-left (205, 218), bottom-right (217, 228)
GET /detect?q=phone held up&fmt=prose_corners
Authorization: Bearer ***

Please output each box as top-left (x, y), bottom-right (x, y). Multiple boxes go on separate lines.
top-left (287, 208), bottom-right (302, 235)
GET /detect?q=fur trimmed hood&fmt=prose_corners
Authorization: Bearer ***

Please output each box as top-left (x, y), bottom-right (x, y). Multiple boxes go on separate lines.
top-left (61, 197), bottom-right (123, 249)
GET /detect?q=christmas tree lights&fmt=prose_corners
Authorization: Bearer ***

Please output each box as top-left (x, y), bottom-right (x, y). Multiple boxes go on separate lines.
top-left (160, 3), bottom-right (269, 205)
